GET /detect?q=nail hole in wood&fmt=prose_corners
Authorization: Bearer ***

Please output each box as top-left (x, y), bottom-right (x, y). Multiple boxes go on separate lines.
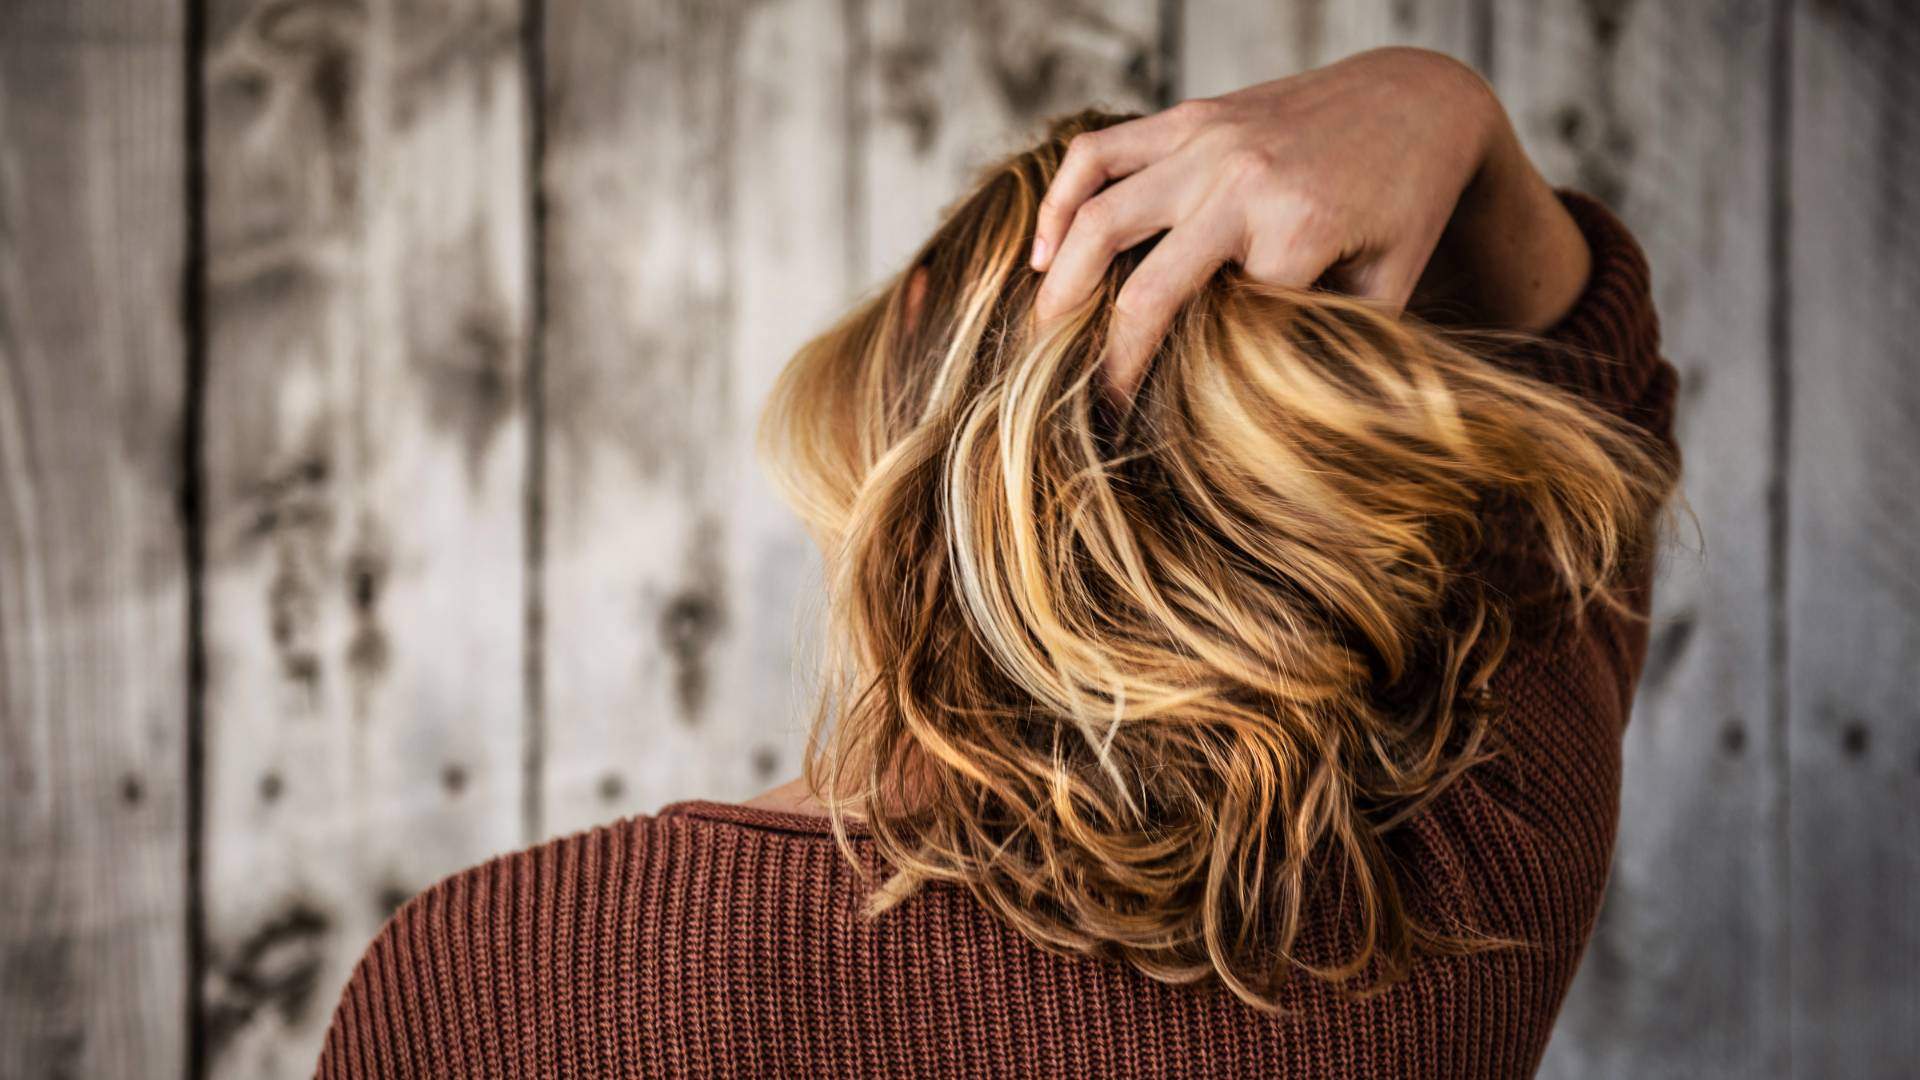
top-left (1841, 722), bottom-right (1870, 758)
top-left (1719, 721), bottom-right (1745, 756)
top-left (1555, 103), bottom-right (1586, 143)
top-left (751, 744), bottom-right (780, 779)
top-left (441, 763), bottom-right (467, 795)
top-left (260, 771), bottom-right (285, 802)
top-left (120, 773), bottom-right (144, 806)
top-left (376, 885), bottom-right (412, 918)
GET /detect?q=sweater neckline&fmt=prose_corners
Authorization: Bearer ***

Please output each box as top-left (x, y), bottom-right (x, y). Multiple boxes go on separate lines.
top-left (655, 798), bottom-right (874, 838)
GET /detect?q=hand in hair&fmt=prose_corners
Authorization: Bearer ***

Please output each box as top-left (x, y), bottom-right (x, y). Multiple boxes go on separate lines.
top-left (1029, 46), bottom-right (1592, 405)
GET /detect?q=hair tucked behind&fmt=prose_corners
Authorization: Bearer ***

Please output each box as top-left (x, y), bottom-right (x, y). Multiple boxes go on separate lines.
top-left (755, 109), bottom-right (1682, 1009)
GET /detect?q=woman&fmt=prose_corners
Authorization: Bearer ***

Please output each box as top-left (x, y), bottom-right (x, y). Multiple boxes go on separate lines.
top-left (317, 46), bottom-right (1683, 1078)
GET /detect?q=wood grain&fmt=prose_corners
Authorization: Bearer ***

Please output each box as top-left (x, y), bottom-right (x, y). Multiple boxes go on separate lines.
top-left (1181, 0), bottom-right (1484, 97)
top-left (0, 2), bottom-right (190, 1076)
top-left (1487, 2), bottom-right (1789, 1077)
top-left (1788, 1), bottom-right (1920, 1073)
top-left (196, 0), bottom-right (530, 1074)
top-left (536, 0), bottom-right (832, 839)
top-left (857, 0), bottom-right (1162, 281)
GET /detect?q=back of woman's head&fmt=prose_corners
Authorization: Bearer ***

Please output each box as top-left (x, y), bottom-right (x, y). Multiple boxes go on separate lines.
top-left (757, 109), bottom-right (1681, 1008)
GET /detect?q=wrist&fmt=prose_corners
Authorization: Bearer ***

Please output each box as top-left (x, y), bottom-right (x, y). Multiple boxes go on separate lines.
top-left (1416, 103), bottom-right (1591, 332)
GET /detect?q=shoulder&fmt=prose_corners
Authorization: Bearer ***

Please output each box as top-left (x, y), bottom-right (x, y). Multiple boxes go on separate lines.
top-left (314, 804), bottom-right (871, 1077)
top-left (308, 811), bottom-right (707, 1078)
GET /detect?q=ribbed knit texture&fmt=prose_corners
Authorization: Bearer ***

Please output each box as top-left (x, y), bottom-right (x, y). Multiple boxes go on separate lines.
top-left (315, 189), bottom-right (1680, 1079)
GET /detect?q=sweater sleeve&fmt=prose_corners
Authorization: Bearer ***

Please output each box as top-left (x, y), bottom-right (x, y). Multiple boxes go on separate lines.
top-left (1427, 191), bottom-right (1682, 944)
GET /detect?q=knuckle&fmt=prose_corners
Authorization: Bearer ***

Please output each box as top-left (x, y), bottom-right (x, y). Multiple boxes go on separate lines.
top-left (1115, 279), bottom-right (1169, 321)
top-left (1063, 130), bottom-right (1103, 164)
top-left (1167, 96), bottom-right (1222, 130)
top-left (1075, 193), bottom-right (1118, 234)
top-left (1222, 145), bottom-right (1278, 189)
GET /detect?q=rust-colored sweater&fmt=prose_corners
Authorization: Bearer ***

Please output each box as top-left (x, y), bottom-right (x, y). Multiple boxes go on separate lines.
top-left (315, 190), bottom-right (1680, 1079)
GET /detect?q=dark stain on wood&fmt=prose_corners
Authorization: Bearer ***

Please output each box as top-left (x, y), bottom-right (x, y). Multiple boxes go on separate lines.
top-left (660, 516), bottom-right (728, 725)
top-left (877, 40), bottom-right (941, 155)
top-left (984, 44), bottom-right (1065, 118)
top-left (255, 456), bottom-right (333, 699)
top-left (441, 762), bottom-right (467, 795)
top-left (1642, 608), bottom-right (1695, 689)
top-left (343, 538), bottom-right (389, 685)
top-left (1559, 0), bottom-right (1640, 207)
top-left (1720, 719), bottom-right (1746, 756)
top-left (268, 562), bottom-right (322, 692)
top-left (120, 773), bottom-right (145, 807)
top-left (308, 33), bottom-right (354, 144)
top-left (419, 304), bottom-right (518, 483)
top-left (1, 937), bottom-right (82, 1077)
top-left (598, 772), bottom-right (625, 802)
top-left (1841, 720), bottom-right (1870, 758)
top-left (392, 8), bottom-right (520, 129)
top-left (258, 771), bottom-right (284, 803)
top-left (970, 3), bottom-right (1159, 125)
top-left (241, 0), bottom-right (367, 220)
top-left (202, 901), bottom-right (331, 1057)
top-left (751, 744), bottom-right (780, 780)
top-left (375, 883), bottom-right (413, 919)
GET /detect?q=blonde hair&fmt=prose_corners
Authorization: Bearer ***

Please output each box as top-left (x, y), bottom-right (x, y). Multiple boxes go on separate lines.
top-left (756, 109), bottom-right (1683, 1009)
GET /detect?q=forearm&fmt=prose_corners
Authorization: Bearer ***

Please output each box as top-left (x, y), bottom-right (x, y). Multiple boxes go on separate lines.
top-left (1409, 82), bottom-right (1593, 333)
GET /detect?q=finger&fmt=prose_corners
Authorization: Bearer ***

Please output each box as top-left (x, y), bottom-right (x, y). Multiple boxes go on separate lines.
top-left (1100, 212), bottom-right (1237, 404)
top-left (1032, 102), bottom-right (1212, 272)
top-left (1034, 159), bottom-right (1187, 320)
top-left (1339, 242), bottom-right (1439, 312)
top-left (1241, 221), bottom-right (1341, 292)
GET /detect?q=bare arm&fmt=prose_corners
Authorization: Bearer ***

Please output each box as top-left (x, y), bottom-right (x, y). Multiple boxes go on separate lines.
top-left (1027, 46), bottom-right (1593, 400)
top-left (1408, 86), bottom-right (1593, 334)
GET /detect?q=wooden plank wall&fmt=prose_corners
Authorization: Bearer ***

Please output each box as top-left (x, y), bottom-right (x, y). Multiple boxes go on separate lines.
top-left (1, 0), bottom-right (1915, 1076)
top-left (1, 1), bottom-right (191, 1076)
top-left (1787, 0), bottom-right (1920, 1069)
top-left (195, 0), bottom-right (531, 1074)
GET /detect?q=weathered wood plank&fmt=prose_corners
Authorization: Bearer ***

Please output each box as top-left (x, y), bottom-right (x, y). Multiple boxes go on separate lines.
top-left (537, 0), bottom-right (846, 838)
top-left (197, 0), bottom-right (530, 1073)
top-left (1180, 0), bottom-right (1483, 99)
top-left (1787, 1), bottom-right (1920, 1073)
top-left (0, 2), bottom-right (191, 1076)
top-left (1487, 3), bottom-right (1787, 1078)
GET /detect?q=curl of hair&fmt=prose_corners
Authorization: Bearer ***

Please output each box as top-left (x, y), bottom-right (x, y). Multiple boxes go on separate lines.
top-left (755, 109), bottom-right (1683, 1010)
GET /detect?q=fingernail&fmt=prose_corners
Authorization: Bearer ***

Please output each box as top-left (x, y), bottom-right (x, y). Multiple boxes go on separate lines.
top-left (1030, 237), bottom-right (1049, 270)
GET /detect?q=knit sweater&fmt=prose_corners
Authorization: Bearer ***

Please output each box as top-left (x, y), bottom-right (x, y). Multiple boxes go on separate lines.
top-left (314, 189), bottom-right (1680, 1079)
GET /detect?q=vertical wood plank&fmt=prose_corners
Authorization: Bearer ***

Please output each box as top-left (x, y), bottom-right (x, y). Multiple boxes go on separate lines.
top-left (1488, 4), bottom-right (1786, 1076)
top-left (0, 2), bottom-right (190, 1076)
top-left (538, 0), bottom-right (854, 838)
top-left (1180, 0), bottom-right (1484, 99)
top-left (1788, 1), bottom-right (1920, 1073)
top-left (197, 0), bottom-right (530, 1073)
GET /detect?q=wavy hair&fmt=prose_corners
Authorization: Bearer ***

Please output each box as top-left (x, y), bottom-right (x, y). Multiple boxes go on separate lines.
top-left (755, 109), bottom-right (1683, 1009)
